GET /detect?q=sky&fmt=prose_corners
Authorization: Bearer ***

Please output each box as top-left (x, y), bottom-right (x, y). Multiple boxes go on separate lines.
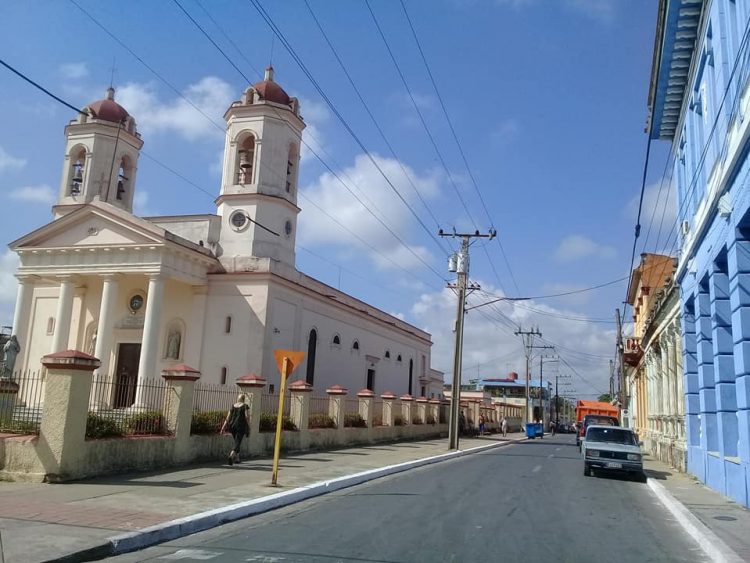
top-left (0, 0), bottom-right (673, 400)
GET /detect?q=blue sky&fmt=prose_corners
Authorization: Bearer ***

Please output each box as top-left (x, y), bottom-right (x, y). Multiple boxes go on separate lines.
top-left (0, 0), bottom-right (671, 398)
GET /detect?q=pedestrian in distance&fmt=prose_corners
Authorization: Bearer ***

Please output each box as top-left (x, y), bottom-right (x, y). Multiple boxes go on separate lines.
top-left (479, 414), bottom-right (486, 436)
top-left (551, 420), bottom-right (556, 436)
top-left (220, 393), bottom-right (251, 465)
top-left (501, 416), bottom-right (508, 437)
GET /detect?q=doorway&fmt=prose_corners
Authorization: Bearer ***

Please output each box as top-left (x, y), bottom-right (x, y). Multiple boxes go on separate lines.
top-left (114, 343), bottom-right (140, 408)
top-left (366, 368), bottom-right (375, 392)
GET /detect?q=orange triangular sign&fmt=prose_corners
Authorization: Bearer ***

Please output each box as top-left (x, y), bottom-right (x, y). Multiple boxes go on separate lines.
top-left (274, 349), bottom-right (305, 376)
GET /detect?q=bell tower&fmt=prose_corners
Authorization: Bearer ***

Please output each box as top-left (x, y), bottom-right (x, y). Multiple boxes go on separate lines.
top-left (217, 67), bottom-right (305, 268)
top-left (55, 87), bottom-right (143, 218)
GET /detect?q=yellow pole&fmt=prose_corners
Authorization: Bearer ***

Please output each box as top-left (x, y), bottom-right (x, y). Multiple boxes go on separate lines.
top-left (271, 356), bottom-right (289, 486)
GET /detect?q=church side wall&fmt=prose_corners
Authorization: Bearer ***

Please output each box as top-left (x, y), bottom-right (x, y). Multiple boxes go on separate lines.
top-left (199, 278), bottom-right (269, 384)
top-left (23, 287), bottom-right (57, 374)
top-left (262, 283), bottom-right (431, 395)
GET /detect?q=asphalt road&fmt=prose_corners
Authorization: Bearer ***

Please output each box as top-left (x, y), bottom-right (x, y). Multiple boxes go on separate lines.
top-left (105, 435), bottom-right (707, 563)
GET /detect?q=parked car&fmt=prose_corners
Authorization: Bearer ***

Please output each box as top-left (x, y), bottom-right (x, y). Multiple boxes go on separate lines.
top-left (576, 414), bottom-right (619, 449)
top-left (582, 425), bottom-right (645, 482)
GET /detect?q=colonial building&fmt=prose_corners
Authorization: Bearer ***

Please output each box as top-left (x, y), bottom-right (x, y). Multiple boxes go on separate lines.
top-left (7, 69), bottom-right (434, 406)
top-left (648, 0), bottom-right (750, 506)
top-left (625, 253), bottom-right (686, 472)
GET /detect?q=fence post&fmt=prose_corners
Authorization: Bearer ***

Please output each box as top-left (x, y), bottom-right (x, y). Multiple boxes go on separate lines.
top-left (38, 350), bottom-right (99, 482)
top-left (161, 364), bottom-right (200, 462)
top-left (327, 385), bottom-right (347, 443)
top-left (289, 380), bottom-right (312, 451)
top-left (236, 374), bottom-right (266, 454)
top-left (400, 394), bottom-right (414, 426)
top-left (415, 396), bottom-right (428, 425)
top-left (0, 379), bottom-right (20, 421)
top-left (357, 389), bottom-right (375, 431)
top-left (381, 391), bottom-right (396, 426)
top-left (428, 399), bottom-right (440, 424)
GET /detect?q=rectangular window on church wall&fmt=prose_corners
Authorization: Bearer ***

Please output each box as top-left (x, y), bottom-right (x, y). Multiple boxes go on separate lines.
top-left (421, 354), bottom-right (426, 378)
top-left (225, 316), bottom-right (232, 334)
top-left (221, 367), bottom-right (227, 385)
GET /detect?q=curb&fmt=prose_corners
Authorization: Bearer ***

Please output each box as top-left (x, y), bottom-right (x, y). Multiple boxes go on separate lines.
top-left (647, 478), bottom-right (744, 563)
top-left (49, 436), bottom-right (525, 562)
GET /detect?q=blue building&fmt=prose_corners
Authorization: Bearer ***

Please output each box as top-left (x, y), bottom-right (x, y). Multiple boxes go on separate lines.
top-left (649, 0), bottom-right (750, 507)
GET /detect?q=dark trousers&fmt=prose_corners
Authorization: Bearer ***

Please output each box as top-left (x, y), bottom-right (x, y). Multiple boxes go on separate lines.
top-left (232, 431), bottom-right (246, 452)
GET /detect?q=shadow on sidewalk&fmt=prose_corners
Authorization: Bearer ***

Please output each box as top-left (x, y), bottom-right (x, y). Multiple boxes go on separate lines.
top-left (644, 468), bottom-right (672, 480)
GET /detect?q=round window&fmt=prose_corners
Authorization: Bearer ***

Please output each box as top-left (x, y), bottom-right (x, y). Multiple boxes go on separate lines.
top-left (129, 294), bottom-right (144, 313)
top-left (230, 210), bottom-right (248, 231)
top-left (285, 220), bottom-right (293, 237)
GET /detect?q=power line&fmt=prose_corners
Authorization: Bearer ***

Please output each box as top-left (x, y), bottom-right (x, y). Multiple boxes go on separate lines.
top-left (0, 58), bottom-right (86, 116)
top-left (246, 0), bottom-right (449, 258)
top-left (398, 0), bottom-right (521, 296)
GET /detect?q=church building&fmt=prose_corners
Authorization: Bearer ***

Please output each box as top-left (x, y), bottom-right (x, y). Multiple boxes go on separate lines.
top-left (7, 68), bottom-right (435, 405)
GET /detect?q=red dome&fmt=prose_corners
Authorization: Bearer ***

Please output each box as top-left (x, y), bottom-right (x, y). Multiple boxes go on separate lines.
top-left (86, 87), bottom-right (129, 123)
top-left (252, 67), bottom-right (291, 106)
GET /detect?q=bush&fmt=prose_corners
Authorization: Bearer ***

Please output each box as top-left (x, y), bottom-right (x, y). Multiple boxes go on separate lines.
top-left (425, 414), bottom-right (436, 425)
top-left (85, 413), bottom-right (124, 439)
top-left (191, 410), bottom-right (226, 435)
top-left (308, 413), bottom-right (336, 429)
top-left (412, 415), bottom-right (424, 425)
top-left (344, 413), bottom-right (367, 428)
top-left (123, 410), bottom-right (165, 435)
top-left (259, 412), bottom-right (297, 432)
top-left (394, 415), bottom-right (405, 426)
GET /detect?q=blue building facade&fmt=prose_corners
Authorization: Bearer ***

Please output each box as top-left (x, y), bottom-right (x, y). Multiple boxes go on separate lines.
top-left (649, 0), bottom-right (750, 507)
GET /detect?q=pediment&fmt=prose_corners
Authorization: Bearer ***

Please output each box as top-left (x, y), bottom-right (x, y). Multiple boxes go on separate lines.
top-left (11, 206), bottom-right (165, 250)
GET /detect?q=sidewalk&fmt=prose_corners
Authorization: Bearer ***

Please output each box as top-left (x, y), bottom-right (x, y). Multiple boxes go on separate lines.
top-left (643, 455), bottom-right (750, 562)
top-left (0, 433), bottom-right (524, 563)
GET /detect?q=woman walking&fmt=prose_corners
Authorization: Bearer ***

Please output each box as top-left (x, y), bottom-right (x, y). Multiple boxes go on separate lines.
top-left (220, 394), bottom-right (251, 465)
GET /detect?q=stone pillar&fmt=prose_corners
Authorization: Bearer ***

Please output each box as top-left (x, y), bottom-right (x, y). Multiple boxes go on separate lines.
top-left (38, 350), bottom-right (99, 481)
top-left (289, 380), bottom-right (313, 431)
top-left (470, 400), bottom-right (480, 430)
top-left (11, 275), bottom-right (34, 364)
top-left (358, 388), bottom-right (375, 428)
top-left (0, 379), bottom-right (20, 421)
top-left (415, 396), bottom-right (428, 424)
top-left (161, 364), bottom-right (200, 462)
top-left (236, 374), bottom-right (266, 438)
top-left (381, 391), bottom-right (396, 426)
top-left (681, 296), bottom-right (701, 451)
top-left (51, 276), bottom-right (76, 353)
top-left (696, 285), bottom-right (719, 452)
top-left (135, 274), bottom-right (165, 406)
top-left (93, 275), bottom-right (119, 377)
top-left (429, 399), bottom-right (440, 424)
top-left (728, 238), bottom-right (750, 463)
top-left (710, 265), bottom-right (738, 457)
top-left (327, 385), bottom-right (347, 430)
top-left (400, 394), bottom-right (413, 425)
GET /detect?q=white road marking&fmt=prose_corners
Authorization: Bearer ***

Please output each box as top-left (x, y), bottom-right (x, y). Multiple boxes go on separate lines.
top-left (245, 556), bottom-right (287, 562)
top-left (159, 549), bottom-right (222, 560)
top-left (548, 454), bottom-right (554, 458)
top-left (532, 465), bottom-right (542, 473)
top-left (555, 447), bottom-right (561, 451)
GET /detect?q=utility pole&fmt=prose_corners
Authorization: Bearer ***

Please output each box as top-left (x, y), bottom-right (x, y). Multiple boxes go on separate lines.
top-left (440, 228), bottom-right (495, 450)
top-left (615, 307), bottom-right (626, 424)
top-left (537, 349), bottom-right (555, 424)
top-left (515, 326), bottom-right (542, 426)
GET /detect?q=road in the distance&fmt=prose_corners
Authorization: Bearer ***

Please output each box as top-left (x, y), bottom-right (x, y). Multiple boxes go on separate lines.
top-left (106, 435), bottom-right (707, 563)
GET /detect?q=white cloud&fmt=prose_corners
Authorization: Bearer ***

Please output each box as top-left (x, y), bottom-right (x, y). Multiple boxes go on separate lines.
top-left (298, 153), bottom-right (440, 270)
top-left (491, 118), bottom-right (520, 143)
top-left (0, 146), bottom-right (26, 173)
top-left (412, 281), bottom-right (614, 396)
top-left (626, 181), bottom-right (677, 254)
top-left (59, 62), bottom-right (89, 80)
top-left (554, 234), bottom-right (615, 262)
top-left (9, 184), bottom-right (55, 205)
top-left (297, 96), bottom-right (329, 162)
top-left (116, 76), bottom-right (234, 141)
top-left (565, 0), bottom-right (617, 23)
top-left (133, 190), bottom-right (154, 216)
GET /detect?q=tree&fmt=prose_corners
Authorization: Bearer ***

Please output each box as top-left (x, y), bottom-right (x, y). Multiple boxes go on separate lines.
top-left (598, 393), bottom-right (612, 403)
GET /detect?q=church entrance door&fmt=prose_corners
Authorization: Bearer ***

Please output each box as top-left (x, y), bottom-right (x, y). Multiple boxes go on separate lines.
top-left (114, 343), bottom-right (140, 408)
top-left (366, 368), bottom-right (375, 392)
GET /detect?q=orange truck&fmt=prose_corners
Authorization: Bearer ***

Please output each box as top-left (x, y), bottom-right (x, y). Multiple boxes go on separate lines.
top-left (575, 400), bottom-right (620, 425)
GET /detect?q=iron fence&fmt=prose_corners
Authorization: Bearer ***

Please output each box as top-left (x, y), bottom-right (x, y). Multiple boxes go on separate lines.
top-left (261, 393), bottom-right (291, 417)
top-left (87, 375), bottom-right (171, 438)
top-left (191, 381), bottom-right (243, 435)
top-left (309, 396), bottom-right (329, 415)
top-left (372, 399), bottom-right (384, 426)
top-left (0, 370), bottom-right (44, 434)
top-left (344, 398), bottom-right (360, 416)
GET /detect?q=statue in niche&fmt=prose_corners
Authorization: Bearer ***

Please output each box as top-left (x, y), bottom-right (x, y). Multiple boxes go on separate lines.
top-left (2, 336), bottom-right (20, 380)
top-left (88, 330), bottom-right (97, 356)
top-left (166, 329), bottom-right (181, 360)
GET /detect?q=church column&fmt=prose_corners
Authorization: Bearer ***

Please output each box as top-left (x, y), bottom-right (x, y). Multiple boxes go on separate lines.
top-left (94, 275), bottom-right (119, 375)
top-left (11, 275), bottom-right (34, 358)
top-left (135, 273), bottom-right (165, 406)
top-left (184, 285), bottom-right (208, 369)
top-left (51, 276), bottom-right (76, 353)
